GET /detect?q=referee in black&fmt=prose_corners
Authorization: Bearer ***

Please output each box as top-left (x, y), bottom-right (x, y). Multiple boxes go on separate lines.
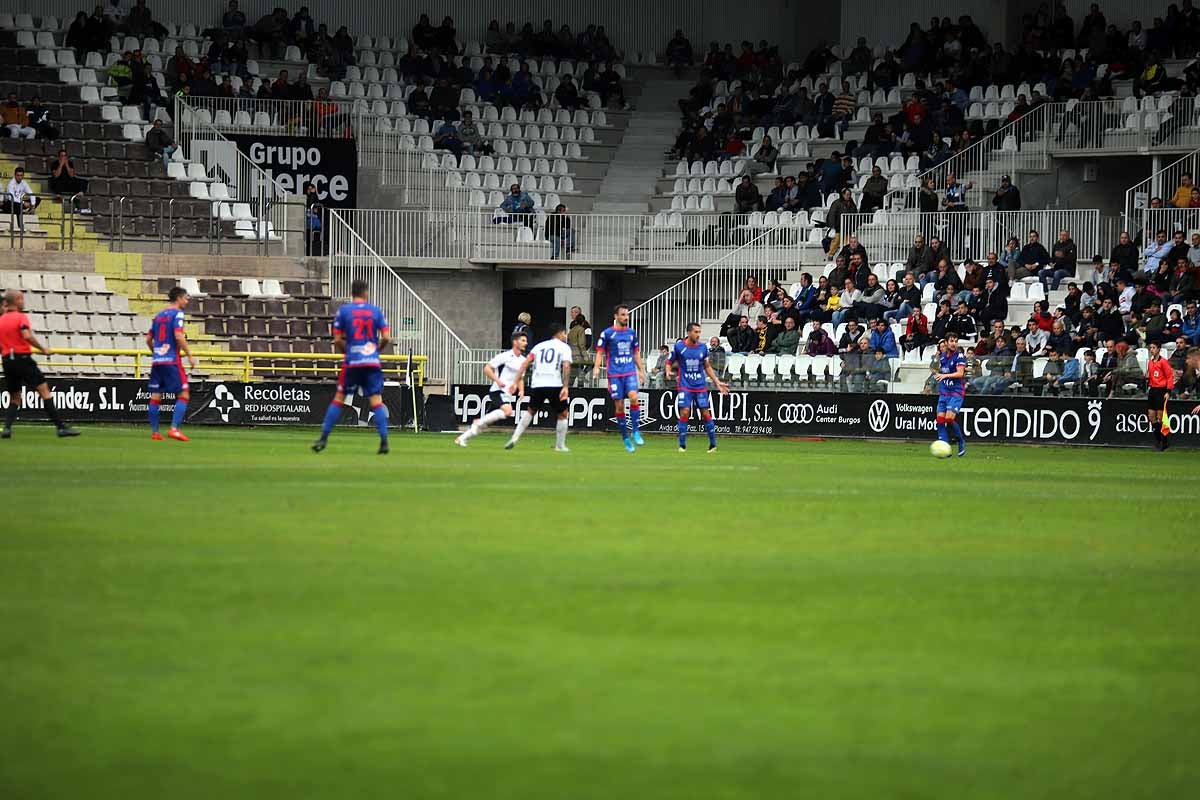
top-left (1, 289), bottom-right (80, 438)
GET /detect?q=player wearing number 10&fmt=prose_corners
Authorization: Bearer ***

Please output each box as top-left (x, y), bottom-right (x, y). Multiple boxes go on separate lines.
top-left (312, 279), bottom-right (392, 455)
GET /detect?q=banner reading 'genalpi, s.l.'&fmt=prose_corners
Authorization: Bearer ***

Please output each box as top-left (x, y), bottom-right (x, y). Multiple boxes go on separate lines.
top-left (438, 385), bottom-right (1200, 448)
top-left (0, 379), bottom-right (419, 428)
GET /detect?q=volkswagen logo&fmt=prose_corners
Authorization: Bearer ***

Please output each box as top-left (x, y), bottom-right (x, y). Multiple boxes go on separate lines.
top-left (776, 403), bottom-right (815, 425)
top-left (868, 399), bottom-right (890, 432)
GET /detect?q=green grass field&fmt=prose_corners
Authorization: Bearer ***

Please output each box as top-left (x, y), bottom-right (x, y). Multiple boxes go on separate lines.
top-left (1, 425), bottom-right (1198, 799)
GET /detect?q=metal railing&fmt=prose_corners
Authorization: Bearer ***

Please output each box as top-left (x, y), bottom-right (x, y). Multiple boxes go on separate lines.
top-left (841, 209), bottom-right (1102, 265)
top-left (179, 96), bottom-right (358, 139)
top-left (339, 208), bottom-right (818, 267)
top-left (886, 104), bottom-right (1052, 212)
top-left (1124, 148), bottom-right (1200, 242)
top-left (174, 97), bottom-right (292, 255)
top-left (629, 226), bottom-right (786, 351)
top-left (41, 348), bottom-right (425, 385)
top-left (1140, 207), bottom-right (1200, 240)
top-left (1046, 97), bottom-right (1200, 155)
top-left (327, 209), bottom-right (468, 384)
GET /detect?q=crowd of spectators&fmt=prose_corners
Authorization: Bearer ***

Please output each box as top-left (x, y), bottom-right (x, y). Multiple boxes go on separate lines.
top-left (700, 216), bottom-right (1200, 397)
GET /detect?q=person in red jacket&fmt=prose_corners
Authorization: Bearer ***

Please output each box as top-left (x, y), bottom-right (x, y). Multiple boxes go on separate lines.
top-left (901, 308), bottom-right (930, 351)
top-left (1146, 341), bottom-right (1175, 450)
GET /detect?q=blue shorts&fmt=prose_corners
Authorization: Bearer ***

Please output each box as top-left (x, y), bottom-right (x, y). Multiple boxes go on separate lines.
top-left (937, 394), bottom-right (964, 414)
top-left (338, 365), bottom-right (384, 398)
top-left (607, 373), bottom-right (639, 400)
top-left (676, 390), bottom-right (710, 413)
top-left (148, 362), bottom-right (188, 395)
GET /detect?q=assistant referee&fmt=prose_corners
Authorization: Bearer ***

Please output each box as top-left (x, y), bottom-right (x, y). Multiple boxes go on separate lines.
top-left (1146, 341), bottom-right (1174, 451)
top-left (0, 289), bottom-right (80, 439)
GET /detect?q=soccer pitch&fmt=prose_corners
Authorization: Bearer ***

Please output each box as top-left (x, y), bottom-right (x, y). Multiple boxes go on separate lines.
top-left (1, 426), bottom-right (1198, 799)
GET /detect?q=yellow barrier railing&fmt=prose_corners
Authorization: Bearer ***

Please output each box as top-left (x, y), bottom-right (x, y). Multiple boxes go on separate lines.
top-left (41, 349), bottom-right (426, 385)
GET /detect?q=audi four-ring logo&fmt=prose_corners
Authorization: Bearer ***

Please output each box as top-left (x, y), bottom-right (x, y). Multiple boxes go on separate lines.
top-left (775, 403), bottom-right (816, 424)
top-left (868, 400), bottom-right (890, 432)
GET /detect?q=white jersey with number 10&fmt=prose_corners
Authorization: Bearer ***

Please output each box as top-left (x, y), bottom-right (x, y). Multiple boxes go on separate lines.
top-left (528, 339), bottom-right (574, 388)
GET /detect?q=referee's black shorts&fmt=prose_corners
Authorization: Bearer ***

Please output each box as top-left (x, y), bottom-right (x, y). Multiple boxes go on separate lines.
top-left (527, 386), bottom-right (568, 416)
top-left (1147, 386), bottom-right (1169, 412)
top-left (3, 354), bottom-right (46, 395)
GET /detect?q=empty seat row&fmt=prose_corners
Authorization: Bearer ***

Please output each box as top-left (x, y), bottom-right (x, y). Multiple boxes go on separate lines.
top-left (192, 298), bottom-right (332, 317)
top-left (25, 312), bottom-right (145, 335)
top-left (454, 173), bottom-right (577, 193)
top-left (19, 290), bottom-right (130, 314)
top-left (0, 271), bottom-right (107, 293)
top-left (468, 189), bottom-right (563, 209)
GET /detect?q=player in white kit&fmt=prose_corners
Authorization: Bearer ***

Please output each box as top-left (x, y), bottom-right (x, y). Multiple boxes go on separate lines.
top-left (504, 323), bottom-right (573, 452)
top-left (455, 331), bottom-right (528, 447)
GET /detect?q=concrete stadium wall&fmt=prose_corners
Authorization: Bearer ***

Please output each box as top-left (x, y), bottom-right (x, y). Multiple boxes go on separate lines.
top-left (396, 269), bottom-right (503, 348)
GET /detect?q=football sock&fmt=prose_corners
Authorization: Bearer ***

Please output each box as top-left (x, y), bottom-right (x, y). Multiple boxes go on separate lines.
top-left (171, 399), bottom-right (188, 430)
top-left (630, 404), bottom-right (641, 430)
top-left (950, 421), bottom-right (964, 446)
top-left (148, 399), bottom-right (160, 433)
top-left (465, 409), bottom-right (507, 440)
top-left (936, 414), bottom-right (948, 442)
top-left (705, 418), bottom-right (717, 447)
top-left (320, 401), bottom-right (342, 438)
top-left (677, 418), bottom-right (688, 448)
top-left (5, 403), bottom-right (19, 430)
top-left (617, 412), bottom-right (628, 440)
top-left (512, 410), bottom-right (534, 442)
top-left (42, 397), bottom-right (65, 429)
top-left (371, 402), bottom-right (388, 442)
top-left (555, 418), bottom-right (568, 448)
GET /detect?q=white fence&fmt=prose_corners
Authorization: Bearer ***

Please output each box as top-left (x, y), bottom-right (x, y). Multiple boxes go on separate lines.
top-left (630, 227), bottom-right (788, 351)
top-left (173, 96), bottom-right (358, 139)
top-left (1047, 97), bottom-right (1200, 155)
top-left (886, 104), bottom-right (1051, 213)
top-left (1125, 148), bottom-right (1200, 243)
top-left (340, 208), bottom-right (818, 267)
top-left (327, 211), bottom-right (468, 385)
top-left (840, 209), bottom-right (1102, 265)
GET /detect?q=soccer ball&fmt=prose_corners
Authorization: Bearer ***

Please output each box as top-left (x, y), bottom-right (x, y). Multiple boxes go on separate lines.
top-left (929, 440), bottom-right (953, 459)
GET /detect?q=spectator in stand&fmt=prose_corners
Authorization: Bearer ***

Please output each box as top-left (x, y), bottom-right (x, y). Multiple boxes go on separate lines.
top-left (838, 318), bottom-right (867, 352)
top-left (855, 274), bottom-right (888, 319)
top-left (2, 94), bottom-right (35, 139)
top-left (222, 0), bottom-right (246, 33)
top-left (869, 317), bottom-right (899, 358)
top-left (948, 301), bottom-right (977, 338)
top-left (728, 316), bottom-right (756, 353)
top-left (806, 322), bottom-right (837, 356)
top-left (144, 119), bottom-right (177, 166)
top-left (1014, 229), bottom-right (1051, 281)
top-left (942, 171), bottom-right (974, 211)
top-left (666, 30), bottom-right (694, 76)
top-left (496, 183), bottom-right (535, 227)
top-left (1143, 229), bottom-right (1171, 274)
top-left (1040, 229), bottom-right (1077, 291)
top-left (902, 234), bottom-right (935, 280)
top-left (22, 97), bottom-right (55, 141)
top-left (433, 119), bottom-right (464, 159)
top-left (831, 278), bottom-right (861, 327)
top-left (47, 149), bottom-right (89, 212)
top-left (720, 290), bottom-right (764, 337)
top-left (764, 177), bottom-right (787, 212)
top-left (252, 8), bottom-right (289, 59)
top-left (768, 316), bottom-right (800, 355)
top-left (545, 204), bottom-right (574, 260)
top-left (554, 75), bottom-right (582, 110)
top-left (992, 175), bottom-right (1021, 211)
top-left (979, 277), bottom-right (1008, 328)
top-left (886, 273), bottom-right (922, 323)
top-left (457, 111), bottom-right (491, 156)
top-left (825, 188), bottom-right (857, 244)
top-left (743, 136), bottom-right (778, 177)
top-left (1165, 229), bottom-right (1191, 269)
top-left (859, 166), bottom-right (889, 214)
top-left (598, 62), bottom-right (627, 109)
top-left (1170, 174), bottom-right (1195, 208)
top-left (734, 176), bottom-right (762, 214)
top-left (794, 172), bottom-right (821, 209)
top-left (428, 78), bottom-right (460, 121)
top-left (900, 305), bottom-right (930, 351)
top-left (2, 167), bottom-right (37, 230)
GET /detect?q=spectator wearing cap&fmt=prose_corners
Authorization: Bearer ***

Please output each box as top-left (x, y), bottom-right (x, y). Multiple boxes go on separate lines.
top-left (992, 175), bottom-right (1021, 210)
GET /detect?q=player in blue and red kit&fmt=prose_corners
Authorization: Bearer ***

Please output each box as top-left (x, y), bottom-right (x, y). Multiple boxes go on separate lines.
top-left (592, 304), bottom-right (646, 453)
top-left (934, 332), bottom-right (967, 456)
top-left (147, 286), bottom-right (198, 441)
top-left (312, 279), bottom-right (392, 455)
top-left (664, 322), bottom-right (729, 452)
